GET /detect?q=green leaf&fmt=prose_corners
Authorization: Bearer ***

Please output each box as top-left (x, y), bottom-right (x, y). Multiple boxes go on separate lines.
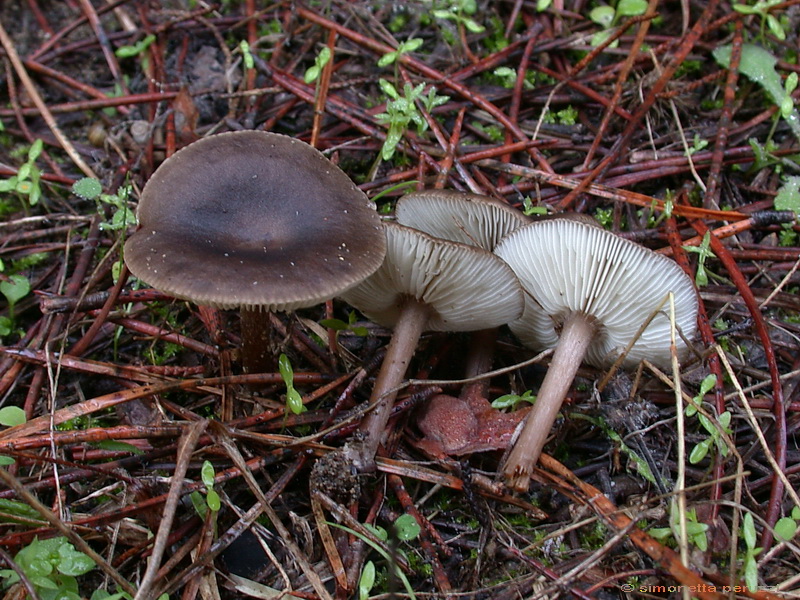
top-left (394, 514), bottom-right (421, 541)
top-left (589, 6), bottom-right (615, 26)
top-left (766, 13), bottom-right (785, 40)
top-left (286, 388), bottom-right (305, 415)
top-left (0, 498), bottom-right (42, 521)
top-left (206, 489), bottom-right (221, 512)
top-left (363, 523), bottom-right (388, 542)
top-left (743, 512), bottom-right (757, 549)
top-left (689, 439), bottom-right (711, 464)
top-left (464, 18), bottom-right (485, 33)
top-left (95, 440), bottom-right (143, 454)
top-left (239, 40), bottom-right (254, 69)
top-left (617, 0), bottom-right (648, 16)
top-left (57, 544), bottom-right (95, 576)
top-left (744, 552), bottom-right (759, 591)
top-left (379, 79), bottom-right (399, 99)
top-left (304, 65), bottom-right (320, 84)
top-left (278, 353), bottom-right (294, 386)
top-left (190, 490), bottom-right (208, 518)
top-left (319, 318), bottom-right (349, 331)
top-left (792, 506), bottom-right (800, 520)
top-left (0, 406), bottom-right (26, 427)
top-left (699, 374), bottom-right (717, 396)
top-left (774, 176), bottom-right (800, 215)
top-left (0, 456), bottom-right (15, 466)
top-left (714, 44), bottom-right (800, 142)
top-left (201, 460), bottom-right (216, 488)
top-left (1, 274), bottom-right (31, 306)
top-left (359, 561), bottom-right (375, 600)
top-left (733, 3), bottom-right (758, 14)
top-left (378, 51), bottom-right (398, 67)
top-left (774, 516), bottom-right (797, 542)
top-left (786, 72), bottom-right (798, 95)
top-left (28, 139), bottom-right (43, 162)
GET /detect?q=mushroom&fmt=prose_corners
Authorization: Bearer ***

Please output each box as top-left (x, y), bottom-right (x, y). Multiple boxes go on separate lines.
top-left (340, 222), bottom-right (525, 470)
top-left (493, 218), bottom-right (698, 491)
top-left (395, 189), bottom-right (531, 250)
top-left (395, 190), bottom-right (533, 454)
top-left (124, 130), bottom-right (386, 377)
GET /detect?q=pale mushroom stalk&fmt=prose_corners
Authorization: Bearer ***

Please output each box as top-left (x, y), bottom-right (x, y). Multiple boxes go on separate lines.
top-left (502, 311), bottom-right (597, 491)
top-left (357, 297), bottom-right (431, 464)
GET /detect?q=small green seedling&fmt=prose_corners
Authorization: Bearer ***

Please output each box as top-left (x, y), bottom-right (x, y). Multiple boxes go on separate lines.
top-left (73, 178), bottom-right (136, 284)
top-left (683, 232), bottom-right (716, 286)
top-left (774, 506), bottom-right (800, 542)
top-left (686, 134), bottom-right (710, 156)
top-left (0, 536), bottom-right (95, 600)
top-left (279, 353), bottom-right (306, 415)
top-left (115, 34), bottom-right (156, 59)
top-left (733, 0), bottom-right (787, 41)
top-left (331, 515), bottom-right (420, 600)
top-left (572, 414), bottom-right (657, 484)
top-left (521, 197), bottom-right (549, 216)
top-left (431, 0), bottom-right (485, 33)
top-left (685, 374), bottom-right (717, 418)
top-left (714, 44), bottom-right (800, 142)
top-left (689, 409), bottom-right (732, 464)
top-left (72, 177), bottom-right (136, 233)
top-left (320, 310), bottom-right (369, 337)
top-left (191, 460), bottom-right (221, 517)
top-left (0, 139), bottom-right (43, 206)
top-left (239, 40), bottom-right (255, 70)
top-left (492, 389), bottom-right (535, 410)
top-left (378, 38), bottom-right (424, 67)
top-left (741, 512), bottom-right (762, 591)
top-left (588, 0), bottom-right (648, 47)
top-left (375, 79), bottom-right (449, 161)
top-left (649, 502), bottom-right (710, 552)
top-left (304, 46), bottom-right (331, 84)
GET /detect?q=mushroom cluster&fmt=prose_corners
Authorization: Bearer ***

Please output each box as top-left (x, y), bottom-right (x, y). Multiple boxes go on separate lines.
top-left (124, 130), bottom-right (386, 376)
top-left (347, 189), bottom-right (697, 492)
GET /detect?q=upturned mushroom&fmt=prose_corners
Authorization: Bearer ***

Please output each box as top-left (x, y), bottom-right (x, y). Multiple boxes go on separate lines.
top-left (493, 218), bottom-right (698, 491)
top-left (395, 189), bottom-right (531, 250)
top-left (395, 190), bottom-right (532, 454)
top-left (340, 222), bottom-right (524, 470)
top-left (124, 130), bottom-right (386, 377)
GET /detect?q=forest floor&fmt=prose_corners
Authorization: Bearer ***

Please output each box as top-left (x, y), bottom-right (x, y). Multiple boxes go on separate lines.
top-left (0, 1), bottom-right (799, 599)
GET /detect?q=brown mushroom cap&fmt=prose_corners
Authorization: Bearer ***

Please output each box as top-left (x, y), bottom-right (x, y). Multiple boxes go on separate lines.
top-left (395, 189), bottom-right (530, 251)
top-left (340, 222), bottom-right (524, 332)
top-left (124, 131), bottom-right (386, 311)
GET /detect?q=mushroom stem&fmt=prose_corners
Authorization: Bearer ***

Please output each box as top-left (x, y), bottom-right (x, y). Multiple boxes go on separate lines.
top-left (355, 297), bottom-right (431, 471)
top-left (502, 312), bottom-right (597, 491)
top-left (240, 307), bottom-right (275, 379)
top-left (459, 328), bottom-right (496, 411)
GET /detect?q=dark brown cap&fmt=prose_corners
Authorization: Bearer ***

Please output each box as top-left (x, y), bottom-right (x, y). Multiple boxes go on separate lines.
top-left (124, 131), bottom-right (386, 311)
